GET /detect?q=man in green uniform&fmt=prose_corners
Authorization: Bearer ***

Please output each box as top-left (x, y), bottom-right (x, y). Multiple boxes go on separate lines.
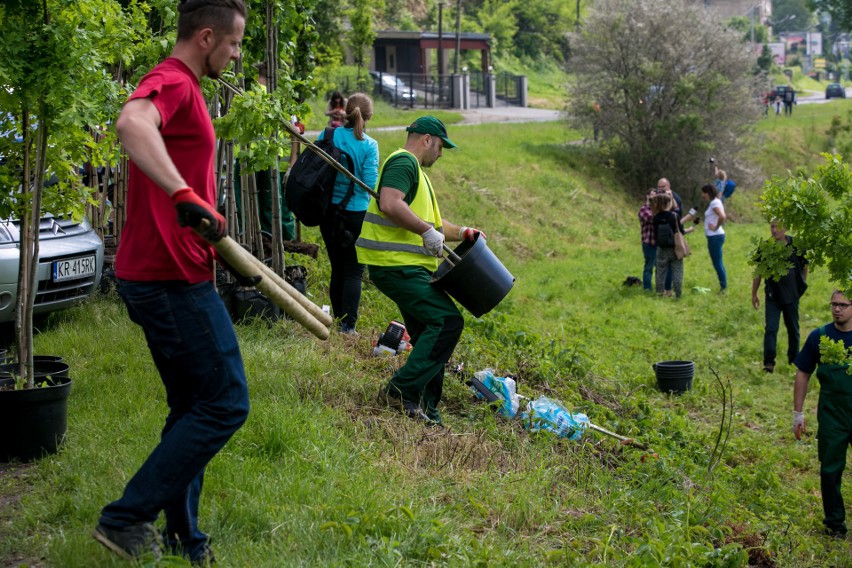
top-left (793, 289), bottom-right (852, 537)
top-left (356, 116), bottom-right (485, 424)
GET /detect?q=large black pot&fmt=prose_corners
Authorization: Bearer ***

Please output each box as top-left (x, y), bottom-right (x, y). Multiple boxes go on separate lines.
top-left (653, 360), bottom-right (694, 394)
top-left (0, 360), bottom-right (69, 381)
top-left (0, 376), bottom-right (72, 462)
top-left (431, 234), bottom-right (515, 317)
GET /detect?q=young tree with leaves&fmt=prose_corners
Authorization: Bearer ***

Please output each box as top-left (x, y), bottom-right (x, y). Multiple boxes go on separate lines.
top-left (754, 154), bottom-right (852, 368)
top-left (0, 0), bottom-right (142, 386)
top-left (566, 0), bottom-right (764, 197)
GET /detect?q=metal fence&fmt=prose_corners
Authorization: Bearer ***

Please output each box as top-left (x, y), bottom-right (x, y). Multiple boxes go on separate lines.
top-left (331, 71), bottom-right (525, 110)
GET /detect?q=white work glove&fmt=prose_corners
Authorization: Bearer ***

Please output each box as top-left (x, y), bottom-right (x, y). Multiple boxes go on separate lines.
top-left (420, 227), bottom-right (444, 257)
top-left (793, 411), bottom-right (806, 440)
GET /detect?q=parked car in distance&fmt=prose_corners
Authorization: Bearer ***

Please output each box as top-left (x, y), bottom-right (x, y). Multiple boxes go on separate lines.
top-left (369, 71), bottom-right (416, 104)
top-left (0, 215), bottom-right (104, 324)
top-left (826, 83), bottom-right (846, 99)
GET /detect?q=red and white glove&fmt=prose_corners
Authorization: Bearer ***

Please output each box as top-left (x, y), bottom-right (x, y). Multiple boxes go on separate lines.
top-left (172, 187), bottom-right (227, 242)
top-left (793, 411), bottom-right (806, 440)
top-left (459, 226), bottom-right (487, 241)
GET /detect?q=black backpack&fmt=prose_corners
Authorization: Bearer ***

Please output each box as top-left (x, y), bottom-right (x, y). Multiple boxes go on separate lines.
top-left (655, 215), bottom-right (675, 248)
top-left (285, 127), bottom-right (355, 227)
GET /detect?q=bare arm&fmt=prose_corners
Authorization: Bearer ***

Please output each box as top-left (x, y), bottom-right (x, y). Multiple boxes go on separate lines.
top-left (752, 277), bottom-right (761, 309)
top-left (378, 187), bottom-right (432, 234)
top-left (378, 187), bottom-right (463, 241)
top-left (115, 97), bottom-right (187, 196)
top-left (793, 369), bottom-right (810, 413)
top-left (710, 206), bottom-right (726, 231)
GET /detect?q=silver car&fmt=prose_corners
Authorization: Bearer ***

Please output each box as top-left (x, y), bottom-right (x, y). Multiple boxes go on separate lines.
top-left (0, 215), bottom-right (104, 323)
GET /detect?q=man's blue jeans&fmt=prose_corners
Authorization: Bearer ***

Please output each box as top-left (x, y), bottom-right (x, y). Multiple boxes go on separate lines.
top-left (707, 234), bottom-right (727, 290)
top-left (101, 280), bottom-right (250, 560)
top-left (642, 243), bottom-right (656, 290)
top-left (764, 296), bottom-right (800, 365)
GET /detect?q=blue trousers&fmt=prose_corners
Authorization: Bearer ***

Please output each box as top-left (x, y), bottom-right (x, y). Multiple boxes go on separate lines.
top-left (707, 234), bottom-right (727, 290)
top-left (642, 243), bottom-right (656, 290)
top-left (101, 280), bottom-right (250, 561)
top-left (764, 296), bottom-right (800, 365)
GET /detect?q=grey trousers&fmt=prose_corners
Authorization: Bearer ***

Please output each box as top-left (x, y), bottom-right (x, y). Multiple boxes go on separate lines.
top-left (655, 247), bottom-right (683, 297)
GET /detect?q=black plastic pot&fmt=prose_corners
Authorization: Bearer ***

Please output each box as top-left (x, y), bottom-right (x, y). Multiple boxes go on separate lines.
top-left (431, 234), bottom-right (515, 317)
top-left (0, 360), bottom-right (70, 380)
top-left (653, 360), bottom-right (694, 394)
top-left (0, 376), bottom-right (72, 462)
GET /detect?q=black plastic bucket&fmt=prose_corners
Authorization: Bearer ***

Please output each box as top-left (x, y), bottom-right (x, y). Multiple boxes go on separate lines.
top-left (653, 360), bottom-right (694, 394)
top-left (0, 376), bottom-right (71, 462)
top-left (430, 234), bottom-right (515, 317)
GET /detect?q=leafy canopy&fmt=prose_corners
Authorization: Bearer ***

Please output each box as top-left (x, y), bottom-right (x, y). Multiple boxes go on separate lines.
top-left (566, 0), bottom-right (764, 197)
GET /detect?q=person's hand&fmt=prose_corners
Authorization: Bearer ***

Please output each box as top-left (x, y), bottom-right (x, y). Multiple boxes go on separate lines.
top-left (420, 227), bottom-right (444, 257)
top-left (752, 295), bottom-right (760, 310)
top-left (172, 187), bottom-right (227, 242)
top-left (216, 254), bottom-right (262, 287)
top-left (793, 411), bottom-right (806, 440)
top-left (459, 226), bottom-right (487, 241)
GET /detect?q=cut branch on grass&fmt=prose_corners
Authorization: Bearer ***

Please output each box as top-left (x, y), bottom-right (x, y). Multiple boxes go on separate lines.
top-left (705, 365), bottom-right (733, 481)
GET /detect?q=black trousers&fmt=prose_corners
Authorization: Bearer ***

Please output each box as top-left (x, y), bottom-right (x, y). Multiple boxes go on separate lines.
top-left (320, 209), bottom-right (366, 332)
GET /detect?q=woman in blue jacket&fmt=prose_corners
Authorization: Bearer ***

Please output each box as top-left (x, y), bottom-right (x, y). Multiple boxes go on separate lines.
top-left (317, 93), bottom-right (379, 333)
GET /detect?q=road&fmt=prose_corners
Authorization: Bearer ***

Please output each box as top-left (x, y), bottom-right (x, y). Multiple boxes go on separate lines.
top-left (796, 87), bottom-right (850, 105)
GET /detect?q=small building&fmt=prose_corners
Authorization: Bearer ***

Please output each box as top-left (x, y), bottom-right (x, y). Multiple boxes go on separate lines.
top-left (372, 30), bottom-right (491, 76)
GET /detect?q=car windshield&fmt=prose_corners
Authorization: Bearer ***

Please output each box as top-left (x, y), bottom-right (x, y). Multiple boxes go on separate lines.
top-left (381, 76), bottom-right (406, 88)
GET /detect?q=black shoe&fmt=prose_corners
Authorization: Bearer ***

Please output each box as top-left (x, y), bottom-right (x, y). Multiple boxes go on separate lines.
top-left (824, 526), bottom-right (848, 539)
top-left (377, 387), bottom-right (402, 409)
top-left (93, 522), bottom-right (163, 561)
top-left (192, 544), bottom-right (216, 566)
top-left (763, 363), bottom-right (774, 373)
top-left (402, 399), bottom-right (432, 422)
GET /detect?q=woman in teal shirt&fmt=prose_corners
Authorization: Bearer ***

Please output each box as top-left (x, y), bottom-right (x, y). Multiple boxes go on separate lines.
top-left (317, 93), bottom-right (379, 333)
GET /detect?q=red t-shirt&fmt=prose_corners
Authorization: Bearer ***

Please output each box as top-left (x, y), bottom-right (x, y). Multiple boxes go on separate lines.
top-left (115, 58), bottom-right (217, 283)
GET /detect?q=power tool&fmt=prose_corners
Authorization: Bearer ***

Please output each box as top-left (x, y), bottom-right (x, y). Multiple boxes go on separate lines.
top-left (372, 320), bottom-right (410, 356)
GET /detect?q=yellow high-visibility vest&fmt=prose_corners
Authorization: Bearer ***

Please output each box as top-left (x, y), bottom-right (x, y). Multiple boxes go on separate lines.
top-left (356, 149), bottom-right (443, 270)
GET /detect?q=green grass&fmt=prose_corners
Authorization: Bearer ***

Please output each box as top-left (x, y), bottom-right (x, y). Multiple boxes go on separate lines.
top-left (750, 97), bottom-right (852, 177)
top-left (2, 117), bottom-right (852, 566)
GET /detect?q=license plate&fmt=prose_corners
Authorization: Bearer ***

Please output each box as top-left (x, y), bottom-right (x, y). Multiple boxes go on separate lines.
top-left (52, 255), bottom-right (97, 282)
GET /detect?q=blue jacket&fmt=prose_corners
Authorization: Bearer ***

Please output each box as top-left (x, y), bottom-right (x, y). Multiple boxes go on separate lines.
top-left (317, 127), bottom-right (379, 212)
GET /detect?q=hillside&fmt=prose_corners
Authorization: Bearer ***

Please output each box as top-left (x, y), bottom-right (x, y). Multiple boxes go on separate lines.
top-left (3, 104), bottom-right (852, 566)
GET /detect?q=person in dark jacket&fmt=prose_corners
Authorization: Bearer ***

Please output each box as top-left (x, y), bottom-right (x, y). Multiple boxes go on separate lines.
top-left (752, 221), bottom-right (808, 373)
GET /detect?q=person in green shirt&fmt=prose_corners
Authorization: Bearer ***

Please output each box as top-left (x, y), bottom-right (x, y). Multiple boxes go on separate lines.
top-left (356, 116), bottom-right (485, 424)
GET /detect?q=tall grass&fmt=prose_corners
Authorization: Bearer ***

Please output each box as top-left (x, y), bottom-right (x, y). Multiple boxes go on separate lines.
top-left (2, 115), bottom-right (851, 566)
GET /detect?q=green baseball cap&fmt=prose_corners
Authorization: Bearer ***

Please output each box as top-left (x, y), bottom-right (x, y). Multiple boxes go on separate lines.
top-left (405, 115), bottom-right (457, 149)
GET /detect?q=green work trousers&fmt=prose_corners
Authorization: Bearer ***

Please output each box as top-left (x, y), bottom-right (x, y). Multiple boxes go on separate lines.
top-left (369, 265), bottom-right (464, 422)
top-left (816, 362), bottom-right (852, 534)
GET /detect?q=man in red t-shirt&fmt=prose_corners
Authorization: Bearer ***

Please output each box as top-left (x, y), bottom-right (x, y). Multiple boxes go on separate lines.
top-left (94, 1), bottom-right (251, 563)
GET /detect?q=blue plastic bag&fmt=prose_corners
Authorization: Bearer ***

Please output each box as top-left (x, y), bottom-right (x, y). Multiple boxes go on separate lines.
top-left (472, 369), bottom-right (520, 418)
top-left (522, 396), bottom-right (590, 440)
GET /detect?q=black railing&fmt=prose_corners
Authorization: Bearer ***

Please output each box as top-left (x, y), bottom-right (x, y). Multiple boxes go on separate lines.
top-left (329, 71), bottom-right (524, 110)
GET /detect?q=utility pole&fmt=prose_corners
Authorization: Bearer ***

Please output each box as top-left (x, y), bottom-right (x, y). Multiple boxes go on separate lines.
top-left (438, 2), bottom-right (444, 77)
top-left (576, 0), bottom-right (580, 31)
top-left (454, 0), bottom-right (461, 74)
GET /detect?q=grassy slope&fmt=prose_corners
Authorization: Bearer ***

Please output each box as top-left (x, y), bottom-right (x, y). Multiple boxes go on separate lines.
top-left (3, 104), bottom-right (852, 566)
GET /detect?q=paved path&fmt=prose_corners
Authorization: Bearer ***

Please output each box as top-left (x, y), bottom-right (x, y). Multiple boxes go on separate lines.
top-left (455, 106), bottom-right (563, 125)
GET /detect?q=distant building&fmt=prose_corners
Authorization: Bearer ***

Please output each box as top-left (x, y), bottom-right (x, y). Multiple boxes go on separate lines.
top-left (371, 31), bottom-right (492, 76)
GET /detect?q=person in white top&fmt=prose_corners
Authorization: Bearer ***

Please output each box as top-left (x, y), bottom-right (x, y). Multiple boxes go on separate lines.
top-left (701, 183), bottom-right (726, 291)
